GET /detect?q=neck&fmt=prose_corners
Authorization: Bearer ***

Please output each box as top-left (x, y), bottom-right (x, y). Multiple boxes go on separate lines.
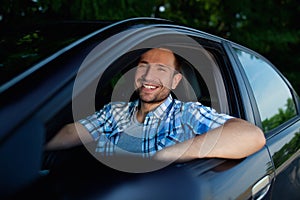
top-left (136, 101), bottom-right (162, 123)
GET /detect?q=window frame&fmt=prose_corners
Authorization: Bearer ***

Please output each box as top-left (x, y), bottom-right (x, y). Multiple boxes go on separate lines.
top-left (229, 44), bottom-right (299, 137)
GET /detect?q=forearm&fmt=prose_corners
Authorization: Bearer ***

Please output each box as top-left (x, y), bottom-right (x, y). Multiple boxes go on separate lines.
top-left (45, 122), bottom-right (92, 151)
top-left (154, 118), bottom-right (266, 162)
top-left (201, 118), bottom-right (266, 159)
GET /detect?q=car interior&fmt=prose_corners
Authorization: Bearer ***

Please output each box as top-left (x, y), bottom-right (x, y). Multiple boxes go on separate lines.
top-left (94, 48), bottom-right (211, 109)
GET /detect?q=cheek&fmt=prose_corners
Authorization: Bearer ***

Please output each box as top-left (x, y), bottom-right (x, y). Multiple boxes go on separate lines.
top-left (134, 75), bottom-right (141, 88)
top-left (159, 75), bottom-right (174, 86)
top-left (134, 71), bottom-right (142, 81)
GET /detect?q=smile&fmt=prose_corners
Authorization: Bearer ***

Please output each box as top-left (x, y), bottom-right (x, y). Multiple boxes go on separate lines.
top-left (141, 83), bottom-right (162, 91)
top-left (143, 84), bottom-right (157, 89)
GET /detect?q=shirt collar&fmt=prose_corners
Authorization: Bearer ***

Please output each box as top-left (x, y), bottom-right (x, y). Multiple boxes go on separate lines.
top-left (149, 94), bottom-right (174, 119)
top-left (132, 94), bottom-right (174, 119)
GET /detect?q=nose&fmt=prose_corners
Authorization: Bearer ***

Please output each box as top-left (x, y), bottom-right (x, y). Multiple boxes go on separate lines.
top-left (142, 65), bottom-right (156, 80)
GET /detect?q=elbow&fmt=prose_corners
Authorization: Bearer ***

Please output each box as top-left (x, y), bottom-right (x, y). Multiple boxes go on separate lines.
top-left (232, 118), bottom-right (266, 153)
top-left (239, 118), bottom-right (266, 151)
top-left (241, 127), bottom-right (266, 158)
top-left (254, 127), bottom-right (266, 150)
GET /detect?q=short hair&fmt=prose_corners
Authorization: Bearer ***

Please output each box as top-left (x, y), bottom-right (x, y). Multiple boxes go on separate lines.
top-left (173, 53), bottom-right (183, 73)
top-left (156, 47), bottom-right (182, 73)
top-left (138, 48), bottom-right (183, 73)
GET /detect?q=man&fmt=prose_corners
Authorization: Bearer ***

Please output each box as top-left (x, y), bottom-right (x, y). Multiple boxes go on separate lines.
top-left (45, 48), bottom-right (266, 162)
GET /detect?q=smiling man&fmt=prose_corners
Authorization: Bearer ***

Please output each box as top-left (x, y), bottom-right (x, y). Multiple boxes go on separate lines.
top-left (45, 48), bottom-right (266, 163)
top-left (134, 48), bottom-right (182, 123)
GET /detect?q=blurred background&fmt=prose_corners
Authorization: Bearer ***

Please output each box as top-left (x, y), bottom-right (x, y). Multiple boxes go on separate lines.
top-left (1, 0), bottom-right (299, 94)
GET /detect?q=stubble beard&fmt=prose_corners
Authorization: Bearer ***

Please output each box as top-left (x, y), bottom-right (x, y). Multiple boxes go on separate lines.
top-left (138, 87), bottom-right (170, 104)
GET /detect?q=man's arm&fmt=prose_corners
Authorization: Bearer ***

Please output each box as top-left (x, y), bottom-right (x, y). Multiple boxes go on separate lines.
top-left (153, 118), bottom-right (266, 162)
top-left (45, 122), bottom-right (93, 151)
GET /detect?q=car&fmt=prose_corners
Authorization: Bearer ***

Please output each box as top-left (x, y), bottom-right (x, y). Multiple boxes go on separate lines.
top-left (1, 17), bottom-right (300, 200)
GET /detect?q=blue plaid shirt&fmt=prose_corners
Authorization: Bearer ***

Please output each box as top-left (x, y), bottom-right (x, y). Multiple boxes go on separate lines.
top-left (79, 95), bottom-right (233, 157)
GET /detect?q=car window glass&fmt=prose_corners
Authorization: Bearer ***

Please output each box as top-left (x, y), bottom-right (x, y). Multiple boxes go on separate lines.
top-left (234, 49), bottom-right (297, 132)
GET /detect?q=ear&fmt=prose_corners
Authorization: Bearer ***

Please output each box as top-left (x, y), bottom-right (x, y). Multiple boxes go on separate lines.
top-left (171, 73), bottom-right (182, 89)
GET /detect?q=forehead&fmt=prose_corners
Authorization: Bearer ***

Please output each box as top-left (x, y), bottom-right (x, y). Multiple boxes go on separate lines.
top-left (139, 48), bottom-right (176, 67)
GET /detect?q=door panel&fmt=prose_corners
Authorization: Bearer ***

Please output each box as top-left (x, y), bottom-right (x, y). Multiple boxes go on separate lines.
top-left (267, 120), bottom-right (300, 199)
top-left (0, 117), bottom-right (45, 198)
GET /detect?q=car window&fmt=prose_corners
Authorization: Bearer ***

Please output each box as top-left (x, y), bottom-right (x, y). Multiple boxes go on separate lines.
top-left (95, 48), bottom-right (212, 109)
top-left (93, 44), bottom-right (232, 117)
top-left (234, 48), bottom-right (297, 132)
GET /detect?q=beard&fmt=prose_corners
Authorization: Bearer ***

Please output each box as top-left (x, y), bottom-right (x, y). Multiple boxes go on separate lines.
top-left (137, 87), bottom-right (170, 104)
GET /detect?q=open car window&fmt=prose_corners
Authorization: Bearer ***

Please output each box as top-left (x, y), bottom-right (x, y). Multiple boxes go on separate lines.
top-left (43, 25), bottom-right (233, 171)
top-left (94, 47), bottom-right (228, 114)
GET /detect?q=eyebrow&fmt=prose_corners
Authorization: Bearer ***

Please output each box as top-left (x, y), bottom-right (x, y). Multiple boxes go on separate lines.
top-left (138, 61), bottom-right (170, 68)
top-left (139, 60), bottom-right (148, 64)
top-left (156, 63), bottom-right (168, 68)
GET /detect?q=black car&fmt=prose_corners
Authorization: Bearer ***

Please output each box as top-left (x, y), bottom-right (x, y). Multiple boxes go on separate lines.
top-left (1, 17), bottom-right (300, 200)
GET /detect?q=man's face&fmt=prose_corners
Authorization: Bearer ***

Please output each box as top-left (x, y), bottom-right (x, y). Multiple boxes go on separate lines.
top-left (134, 48), bottom-right (182, 103)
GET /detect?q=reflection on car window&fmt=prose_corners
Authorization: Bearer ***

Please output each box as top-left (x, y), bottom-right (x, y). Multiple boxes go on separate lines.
top-left (234, 49), bottom-right (297, 132)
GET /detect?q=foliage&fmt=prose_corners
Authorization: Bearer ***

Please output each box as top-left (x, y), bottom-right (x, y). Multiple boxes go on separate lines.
top-left (262, 98), bottom-right (297, 132)
top-left (272, 131), bottom-right (300, 168)
top-left (0, 0), bottom-right (299, 93)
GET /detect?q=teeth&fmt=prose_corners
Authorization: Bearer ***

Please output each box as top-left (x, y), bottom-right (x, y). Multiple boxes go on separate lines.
top-left (144, 84), bottom-right (156, 89)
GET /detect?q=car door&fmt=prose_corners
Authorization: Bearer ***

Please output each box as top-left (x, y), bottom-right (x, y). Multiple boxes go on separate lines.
top-left (168, 37), bottom-right (276, 200)
top-left (38, 21), bottom-right (276, 199)
top-left (228, 42), bottom-right (300, 199)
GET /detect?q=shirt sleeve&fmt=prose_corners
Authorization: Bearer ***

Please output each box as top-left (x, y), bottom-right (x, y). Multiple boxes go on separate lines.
top-left (78, 104), bottom-right (114, 141)
top-left (183, 102), bottom-right (234, 135)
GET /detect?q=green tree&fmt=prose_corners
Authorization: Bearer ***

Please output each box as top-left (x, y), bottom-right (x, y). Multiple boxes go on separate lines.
top-left (156, 0), bottom-right (300, 93)
top-left (1, 0), bottom-right (299, 93)
top-left (262, 98), bottom-right (297, 132)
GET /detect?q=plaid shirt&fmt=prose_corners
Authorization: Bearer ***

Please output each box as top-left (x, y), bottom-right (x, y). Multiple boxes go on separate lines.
top-left (79, 95), bottom-right (233, 157)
